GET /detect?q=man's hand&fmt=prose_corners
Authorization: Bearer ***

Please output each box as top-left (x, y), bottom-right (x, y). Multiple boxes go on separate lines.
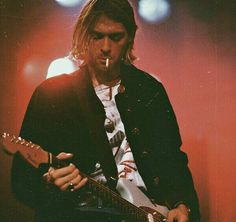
top-left (44, 152), bottom-right (88, 192)
top-left (167, 204), bottom-right (190, 222)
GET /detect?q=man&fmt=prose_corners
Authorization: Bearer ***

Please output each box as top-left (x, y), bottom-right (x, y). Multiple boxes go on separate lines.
top-left (12, 0), bottom-right (200, 221)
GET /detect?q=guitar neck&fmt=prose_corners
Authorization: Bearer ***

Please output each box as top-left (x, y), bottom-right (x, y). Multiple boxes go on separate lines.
top-left (52, 156), bottom-right (165, 222)
top-left (1, 133), bottom-right (165, 222)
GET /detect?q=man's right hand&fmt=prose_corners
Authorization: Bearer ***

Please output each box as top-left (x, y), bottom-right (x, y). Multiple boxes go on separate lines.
top-left (44, 152), bottom-right (88, 192)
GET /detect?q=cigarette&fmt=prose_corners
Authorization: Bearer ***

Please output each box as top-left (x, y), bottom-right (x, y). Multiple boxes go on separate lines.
top-left (105, 58), bottom-right (109, 68)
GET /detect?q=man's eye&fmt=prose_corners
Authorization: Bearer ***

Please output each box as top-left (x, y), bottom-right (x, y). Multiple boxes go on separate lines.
top-left (92, 33), bottom-right (103, 40)
top-left (110, 34), bottom-right (124, 41)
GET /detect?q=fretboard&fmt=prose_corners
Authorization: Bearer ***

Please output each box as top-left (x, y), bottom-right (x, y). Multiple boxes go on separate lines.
top-left (52, 156), bottom-right (165, 222)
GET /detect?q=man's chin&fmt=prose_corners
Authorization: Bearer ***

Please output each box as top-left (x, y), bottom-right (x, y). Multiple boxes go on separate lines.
top-left (96, 64), bottom-right (110, 73)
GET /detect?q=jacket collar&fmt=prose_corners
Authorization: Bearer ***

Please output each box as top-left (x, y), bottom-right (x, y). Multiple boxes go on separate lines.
top-left (71, 67), bottom-right (119, 182)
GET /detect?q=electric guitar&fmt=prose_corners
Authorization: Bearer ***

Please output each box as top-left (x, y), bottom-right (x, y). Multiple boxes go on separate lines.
top-left (0, 132), bottom-right (169, 222)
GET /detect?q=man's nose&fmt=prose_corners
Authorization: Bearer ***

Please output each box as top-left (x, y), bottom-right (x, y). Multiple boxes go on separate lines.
top-left (101, 37), bottom-right (111, 55)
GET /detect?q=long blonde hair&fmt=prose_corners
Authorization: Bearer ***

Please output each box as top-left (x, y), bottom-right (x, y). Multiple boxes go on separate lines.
top-left (71, 0), bottom-right (138, 65)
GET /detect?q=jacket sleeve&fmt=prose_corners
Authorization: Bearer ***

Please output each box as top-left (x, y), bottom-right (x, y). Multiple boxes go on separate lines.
top-left (11, 87), bottom-right (45, 208)
top-left (11, 86), bottom-right (74, 210)
top-left (152, 83), bottom-right (200, 221)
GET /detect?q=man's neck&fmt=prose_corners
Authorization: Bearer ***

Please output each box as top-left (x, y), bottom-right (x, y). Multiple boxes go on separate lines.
top-left (88, 65), bottom-right (121, 87)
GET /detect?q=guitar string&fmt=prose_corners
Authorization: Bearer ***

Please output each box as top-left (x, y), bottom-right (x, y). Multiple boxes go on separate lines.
top-left (85, 175), bottom-right (165, 222)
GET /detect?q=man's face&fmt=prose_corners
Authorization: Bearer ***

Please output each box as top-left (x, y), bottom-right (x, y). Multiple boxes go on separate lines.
top-left (86, 15), bottom-right (129, 73)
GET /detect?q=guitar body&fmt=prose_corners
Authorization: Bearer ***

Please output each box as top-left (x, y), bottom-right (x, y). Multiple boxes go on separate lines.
top-left (117, 178), bottom-right (169, 219)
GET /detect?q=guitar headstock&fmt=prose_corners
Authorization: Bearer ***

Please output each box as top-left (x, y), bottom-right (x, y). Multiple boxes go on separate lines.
top-left (1, 133), bottom-right (38, 154)
top-left (1, 132), bottom-right (49, 168)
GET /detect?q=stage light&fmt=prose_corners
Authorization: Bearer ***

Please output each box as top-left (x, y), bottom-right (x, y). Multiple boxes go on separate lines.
top-left (138, 0), bottom-right (171, 23)
top-left (55, 0), bottom-right (84, 7)
top-left (46, 57), bottom-right (80, 79)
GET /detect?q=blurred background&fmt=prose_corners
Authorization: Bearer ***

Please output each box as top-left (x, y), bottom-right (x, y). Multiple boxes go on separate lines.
top-left (0, 0), bottom-right (235, 221)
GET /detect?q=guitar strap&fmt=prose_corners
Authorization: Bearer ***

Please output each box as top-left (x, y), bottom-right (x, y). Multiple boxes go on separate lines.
top-left (70, 67), bottom-right (118, 186)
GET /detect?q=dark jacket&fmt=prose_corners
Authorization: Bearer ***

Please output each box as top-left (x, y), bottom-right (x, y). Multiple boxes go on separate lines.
top-left (11, 64), bottom-right (200, 221)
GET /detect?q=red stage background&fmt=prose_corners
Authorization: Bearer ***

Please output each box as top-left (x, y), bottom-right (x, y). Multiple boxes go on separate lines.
top-left (0, 1), bottom-right (235, 221)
